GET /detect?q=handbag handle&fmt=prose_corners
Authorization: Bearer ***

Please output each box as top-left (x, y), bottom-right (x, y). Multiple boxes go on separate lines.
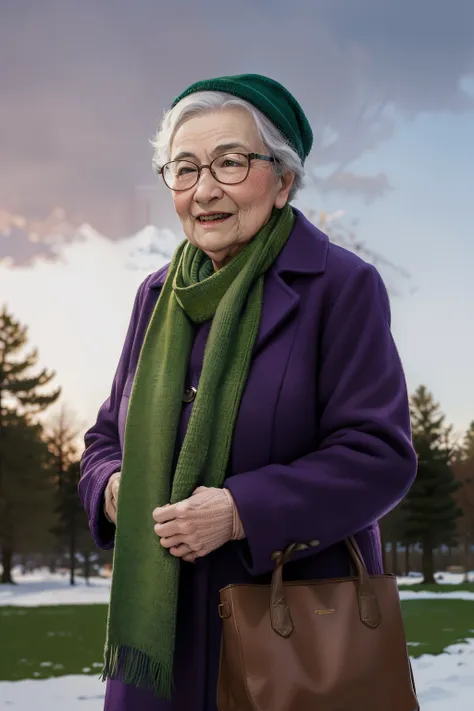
top-left (270, 537), bottom-right (382, 638)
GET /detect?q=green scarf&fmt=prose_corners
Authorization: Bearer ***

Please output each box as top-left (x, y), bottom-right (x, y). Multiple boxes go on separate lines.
top-left (103, 204), bottom-right (294, 699)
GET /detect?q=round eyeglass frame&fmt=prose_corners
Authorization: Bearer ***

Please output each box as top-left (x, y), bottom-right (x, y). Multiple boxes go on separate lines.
top-left (157, 152), bottom-right (275, 191)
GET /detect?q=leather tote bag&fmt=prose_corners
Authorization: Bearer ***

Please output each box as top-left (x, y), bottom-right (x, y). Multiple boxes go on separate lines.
top-left (217, 537), bottom-right (419, 711)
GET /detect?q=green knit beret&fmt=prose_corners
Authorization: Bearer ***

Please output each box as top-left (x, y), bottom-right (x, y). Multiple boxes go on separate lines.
top-left (172, 73), bottom-right (313, 163)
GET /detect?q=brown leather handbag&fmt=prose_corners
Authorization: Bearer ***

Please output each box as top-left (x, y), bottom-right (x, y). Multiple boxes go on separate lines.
top-left (217, 538), bottom-right (419, 711)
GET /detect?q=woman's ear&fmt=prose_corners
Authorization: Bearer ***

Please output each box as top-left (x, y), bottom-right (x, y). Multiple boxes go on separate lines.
top-left (274, 171), bottom-right (295, 208)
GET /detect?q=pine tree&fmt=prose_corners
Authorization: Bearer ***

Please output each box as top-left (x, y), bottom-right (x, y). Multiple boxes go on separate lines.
top-left (46, 408), bottom-right (90, 585)
top-left (452, 421), bottom-right (474, 581)
top-left (51, 460), bottom-right (91, 586)
top-left (0, 305), bottom-right (60, 583)
top-left (402, 386), bottom-right (462, 583)
top-left (462, 422), bottom-right (474, 459)
top-left (380, 504), bottom-right (406, 574)
top-left (1, 413), bottom-right (55, 582)
top-left (46, 406), bottom-right (81, 493)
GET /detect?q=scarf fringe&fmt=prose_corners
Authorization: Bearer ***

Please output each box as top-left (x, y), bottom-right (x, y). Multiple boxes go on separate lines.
top-left (101, 644), bottom-right (173, 700)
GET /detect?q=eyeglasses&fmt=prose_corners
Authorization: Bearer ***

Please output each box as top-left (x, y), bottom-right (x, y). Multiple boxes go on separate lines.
top-left (158, 152), bottom-right (275, 191)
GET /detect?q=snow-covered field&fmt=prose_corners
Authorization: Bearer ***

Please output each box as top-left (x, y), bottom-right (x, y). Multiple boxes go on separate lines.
top-left (0, 675), bottom-right (105, 710)
top-left (2, 568), bottom-right (474, 607)
top-left (1, 569), bottom-right (474, 709)
top-left (0, 570), bottom-right (111, 607)
top-left (398, 571), bottom-right (474, 585)
top-left (1, 644), bottom-right (474, 710)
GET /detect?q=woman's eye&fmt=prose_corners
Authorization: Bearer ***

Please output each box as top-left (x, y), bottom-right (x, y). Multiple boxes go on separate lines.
top-left (177, 166), bottom-right (196, 176)
top-left (221, 158), bottom-right (244, 168)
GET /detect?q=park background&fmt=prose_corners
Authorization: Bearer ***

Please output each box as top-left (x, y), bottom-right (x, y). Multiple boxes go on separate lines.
top-left (1, 1), bottom-right (474, 708)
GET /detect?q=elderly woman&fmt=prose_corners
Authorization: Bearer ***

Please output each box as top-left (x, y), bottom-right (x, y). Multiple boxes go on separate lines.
top-left (79, 73), bottom-right (417, 711)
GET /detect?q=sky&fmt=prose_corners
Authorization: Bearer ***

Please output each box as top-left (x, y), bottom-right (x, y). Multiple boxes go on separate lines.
top-left (1, 0), bottom-right (474, 439)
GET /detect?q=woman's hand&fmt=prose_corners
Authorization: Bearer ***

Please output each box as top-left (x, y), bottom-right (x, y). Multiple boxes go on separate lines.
top-left (152, 486), bottom-right (245, 563)
top-left (104, 472), bottom-right (121, 524)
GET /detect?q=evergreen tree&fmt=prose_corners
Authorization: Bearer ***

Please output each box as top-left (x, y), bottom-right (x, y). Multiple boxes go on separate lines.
top-left (402, 386), bottom-right (462, 584)
top-left (51, 460), bottom-right (91, 586)
top-left (380, 503), bottom-right (406, 575)
top-left (452, 421), bottom-right (474, 581)
top-left (1, 413), bottom-right (55, 582)
top-left (46, 407), bottom-right (91, 585)
top-left (380, 500), bottom-right (418, 575)
top-left (462, 422), bottom-right (474, 459)
top-left (0, 305), bottom-right (60, 582)
top-left (46, 406), bottom-right (81, 493)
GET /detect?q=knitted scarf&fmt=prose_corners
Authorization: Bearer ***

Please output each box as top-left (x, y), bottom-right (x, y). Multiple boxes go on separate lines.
top-left (102, 204), bottom-right (294, 699)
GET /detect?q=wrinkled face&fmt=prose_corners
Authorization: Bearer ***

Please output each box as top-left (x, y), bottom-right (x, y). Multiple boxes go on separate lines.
top-left (169, 107), bottom-right (294, 269)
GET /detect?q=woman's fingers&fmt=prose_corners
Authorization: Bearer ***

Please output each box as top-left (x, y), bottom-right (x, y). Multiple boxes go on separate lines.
top-left (182, 552), bottom-right (198, 563)
top-left (169, 543), bottom-right (194, 558)
top-left (154, 518), bottom-right (192, 538)
top-left (160, 534), bottom-right (186, 549)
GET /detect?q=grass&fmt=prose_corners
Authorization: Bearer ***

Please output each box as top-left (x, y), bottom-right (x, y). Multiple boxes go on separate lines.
top-left (0, 605), bottom-right (108, 681)
top-left (402, 599), bottom-right (474, 657)
top-left (0, 600), bottom-right (473, 680)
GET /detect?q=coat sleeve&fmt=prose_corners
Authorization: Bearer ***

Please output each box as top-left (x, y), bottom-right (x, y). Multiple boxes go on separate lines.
top-left (225, 261), bottom-right (417, 576)
top-left (78, 278), bottom-right (149, 550)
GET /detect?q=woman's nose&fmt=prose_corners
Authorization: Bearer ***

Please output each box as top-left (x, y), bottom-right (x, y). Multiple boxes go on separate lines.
top-left (193, 168), bottom-right (223, 201)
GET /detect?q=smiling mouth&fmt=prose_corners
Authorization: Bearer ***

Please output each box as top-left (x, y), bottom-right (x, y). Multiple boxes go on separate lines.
top-left (197, 213), bottom-right (233, 223)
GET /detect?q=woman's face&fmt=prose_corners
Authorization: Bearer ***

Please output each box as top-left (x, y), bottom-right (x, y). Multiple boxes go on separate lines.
top-left (169, 107), bottom-right (294, 269)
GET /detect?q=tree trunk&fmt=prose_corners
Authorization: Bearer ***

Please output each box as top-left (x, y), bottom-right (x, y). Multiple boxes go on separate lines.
top-left (464, 539), bottom-right (472, 583)
top-left (1, 544), bottom-right (15, 584)
top-left (69, 498), bottom-right (76, 586)
top-left (391, 541), bottom-right (399, 576)
top-left (83, 552), bottom-right (91, 585)
top-left (380, 528), bottom-right (387, 572)
top-left (404, 544), bottom-right (410, 575)
top-left (422, 538), bottom-right (436, 584)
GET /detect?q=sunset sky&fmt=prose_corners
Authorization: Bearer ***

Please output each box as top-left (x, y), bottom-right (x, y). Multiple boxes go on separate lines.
top-left (1, 0), bottom-right (474, 439)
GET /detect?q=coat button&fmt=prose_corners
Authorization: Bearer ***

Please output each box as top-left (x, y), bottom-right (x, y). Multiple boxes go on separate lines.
top-left (183, 385), bottom-right (197, 403)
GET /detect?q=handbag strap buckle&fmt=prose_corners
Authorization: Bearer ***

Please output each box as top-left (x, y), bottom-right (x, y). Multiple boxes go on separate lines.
top-left (218, 602), bottom-right (231, 619)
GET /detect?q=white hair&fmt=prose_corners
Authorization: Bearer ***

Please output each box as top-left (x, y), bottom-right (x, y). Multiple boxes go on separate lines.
top-left (151, 91), bottom-right (305, 201)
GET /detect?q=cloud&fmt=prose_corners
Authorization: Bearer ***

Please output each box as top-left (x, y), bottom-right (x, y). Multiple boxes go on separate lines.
top-left (0, 208), bottom-right (83, 267)
top-left (314, 171), bottom-right (392, 204)
top-left (1, 0), bottom-right (473, 264)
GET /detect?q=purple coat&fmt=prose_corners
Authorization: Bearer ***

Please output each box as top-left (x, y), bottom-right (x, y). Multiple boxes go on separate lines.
top-left (79, 209), bottom-right (417, 711)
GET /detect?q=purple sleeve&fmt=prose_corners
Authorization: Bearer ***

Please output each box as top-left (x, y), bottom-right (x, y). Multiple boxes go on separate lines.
top-left (78, 279), bottom-right (148, 550)
top-left (225, 262), bottom-right (417, 576)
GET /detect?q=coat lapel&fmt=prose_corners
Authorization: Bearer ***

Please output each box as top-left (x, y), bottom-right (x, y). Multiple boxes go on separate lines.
top-left (148, 209), bottom-right (330, 356)
top-left (253, 209), bottom-right (329, 356)
top-left (253, 272), bottom-right (300, 356)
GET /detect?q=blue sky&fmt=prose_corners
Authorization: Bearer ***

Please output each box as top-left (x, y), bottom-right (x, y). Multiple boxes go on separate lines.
top-left (310, 105), bottom-right (474, 433)
top-left (1, 0), bottom-right (473, 436)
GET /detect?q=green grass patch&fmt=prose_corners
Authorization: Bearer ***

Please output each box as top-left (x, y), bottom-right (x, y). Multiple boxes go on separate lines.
top-left (0, 605), bottom-right (108, 681)
top-left (402, 599), bottom-right (474, 657)
top-left (398, 582), bottom-right (474, 593)
top-left (1, 600), bottom-right (473, 680)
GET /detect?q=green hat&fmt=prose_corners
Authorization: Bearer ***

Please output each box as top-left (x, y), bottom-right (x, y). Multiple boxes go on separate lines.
top-left (172, 73), bottom-right (313, 163)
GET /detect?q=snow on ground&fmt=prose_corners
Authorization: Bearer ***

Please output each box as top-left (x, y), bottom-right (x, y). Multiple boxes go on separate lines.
top-left (411, 639), bottom-right (474, 710)
top-left (1, 570), bottom-right (474, 708)
top-left (1, 640), bottom-right (474, 710)
top-left (2, 568), bottom-right (474, 607)
top-left (398, 571), bottom-right (474, 585)
top-left (399, 589), bottom-right (474, 601)
top-left (0, 571), bottom-right (111, 607)
top-left (0, 675), bottom-right (105, 710)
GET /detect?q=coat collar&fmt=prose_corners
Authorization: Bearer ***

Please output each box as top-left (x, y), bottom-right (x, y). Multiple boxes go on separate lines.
top-left (147, 208), bottom-right (328, 290)
top-left (254, 208), bottom-right (328, 354)
top-left (147, 208), bottom-right (329, 355)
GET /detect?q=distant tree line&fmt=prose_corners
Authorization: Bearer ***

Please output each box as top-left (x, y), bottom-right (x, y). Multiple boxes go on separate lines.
top-left (380, 386), bottom-right (473, 583)
top-left (0, 305), bottom-right (472, 586)
top-left (0, 305), bottom-right (98, 585)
